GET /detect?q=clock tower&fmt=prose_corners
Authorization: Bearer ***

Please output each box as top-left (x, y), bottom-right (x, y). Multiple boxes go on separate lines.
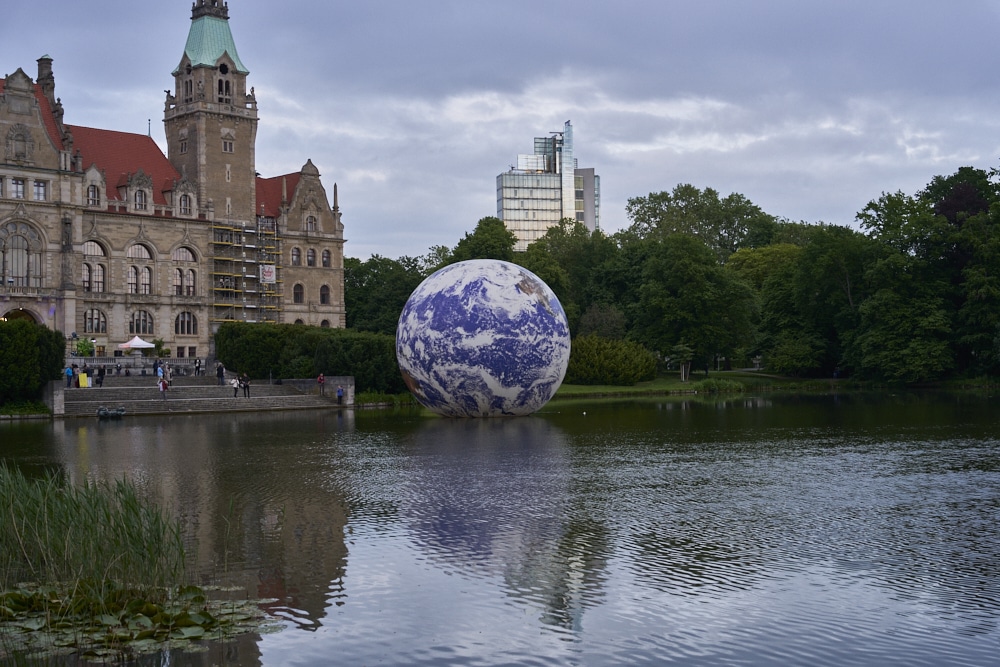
top-left (164, 0), bottom-right (258, 222)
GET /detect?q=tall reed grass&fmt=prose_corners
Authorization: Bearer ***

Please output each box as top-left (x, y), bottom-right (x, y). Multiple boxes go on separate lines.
top-left (0, 465), bottom-right (185, 601)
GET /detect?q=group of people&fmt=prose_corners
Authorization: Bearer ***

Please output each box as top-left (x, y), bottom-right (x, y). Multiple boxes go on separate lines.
top-left (230, 373), bottom-right (252, 398)
top-left (64, 362), bottom-right (134, 387)
top-left (316, 373), bottom-right (345, 404)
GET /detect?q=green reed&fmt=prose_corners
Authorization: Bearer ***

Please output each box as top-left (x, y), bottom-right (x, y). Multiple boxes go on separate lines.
top-left (0, 465), bottom-right (185, 600)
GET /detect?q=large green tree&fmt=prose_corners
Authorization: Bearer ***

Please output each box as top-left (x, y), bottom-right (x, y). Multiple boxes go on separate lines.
top-left (625, 184), bottom-right (777, 261)
top-left (627, 233), bottom-right (756, 365)
top-left (344, 254), bottom-right (426, 336)
top-left (447, 216), bottom-right (517, 264)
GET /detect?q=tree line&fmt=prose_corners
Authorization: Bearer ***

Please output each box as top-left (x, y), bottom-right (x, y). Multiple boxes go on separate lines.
top-left (347, 167), bottom-right (1000, 384)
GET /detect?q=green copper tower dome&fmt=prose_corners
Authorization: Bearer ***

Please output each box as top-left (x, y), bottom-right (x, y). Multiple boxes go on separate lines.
top-left (172, 0), bottom-right (248, 75)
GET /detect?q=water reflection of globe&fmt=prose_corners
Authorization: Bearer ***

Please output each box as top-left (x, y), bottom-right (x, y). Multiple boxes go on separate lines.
top-left (396, 259), bottom-right (571, 417)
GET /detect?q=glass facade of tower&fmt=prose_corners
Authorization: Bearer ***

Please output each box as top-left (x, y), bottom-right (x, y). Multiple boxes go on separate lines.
top-left (496, 121), bottom-right (600, 251)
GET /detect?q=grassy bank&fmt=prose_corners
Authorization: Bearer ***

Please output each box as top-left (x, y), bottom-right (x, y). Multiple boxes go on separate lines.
top-left (554, 370), bottom-right (853, 398)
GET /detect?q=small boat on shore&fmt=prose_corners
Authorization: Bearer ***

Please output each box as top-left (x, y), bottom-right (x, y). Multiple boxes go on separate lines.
top-left (97, 406), bottom-right (126, 419)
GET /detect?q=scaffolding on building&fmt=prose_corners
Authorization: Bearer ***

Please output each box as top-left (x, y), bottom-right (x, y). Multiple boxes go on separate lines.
top-left (210, 216), bottom-right (281, 324)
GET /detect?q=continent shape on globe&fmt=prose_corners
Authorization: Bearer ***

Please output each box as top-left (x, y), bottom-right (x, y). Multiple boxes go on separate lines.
top-left (396, 259), bottom-right (571, 417)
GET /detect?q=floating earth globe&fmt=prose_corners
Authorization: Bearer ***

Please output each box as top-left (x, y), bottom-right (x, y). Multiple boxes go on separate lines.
top-left (396, 259), bottom-right (571, 417)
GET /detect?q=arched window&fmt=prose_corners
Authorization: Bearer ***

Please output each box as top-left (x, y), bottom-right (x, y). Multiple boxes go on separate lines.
top-left (130, 311), bottom-right (153, 335)
top-left (320, 320), bottom-right (330, 328)
top-left (294, 319), bottom-right (304, 325)
top-left (185, 269), bottom-right (196, 295)
top-left (306, 215), bottom-right (317, 232)
top-left (172, 246), bottom-right (196, 262)
top-left (291, 247), bottom-right (301, 266)
top-left (320, 285), bottom-right (330, 305)
top-left (322, 249), bottom-right (331, 268)
top-left (128, 266), bottom-right (139, 293)
top-left (175, 312), bottom-right (197, 335)
top-left (84, 241), bottom-right (105, 257)
top-left (293, 283), bottom-right (304, 304)
top-left (179, 194), bottom-right (191, 215)
top-left (134, 189), bottom-right (147, 211)
top-left (174, 268), bottom-right (184, 295)
top-left (127, 244), bottom-right (152, 259)
top-left (1, 234), bottom-right (40, 288)
top-left (307, 248), bottom-right (316, 267)
top-left (87, 185), bottom-right (100, 206)
top-left (84, 309), bottom-right (107, 334)
top-left (82, 241), bottom-right (106, 293)
top-left (92, 264), bottom-right (105, 292)
top-left (140, 267), bottom-right (152, 294)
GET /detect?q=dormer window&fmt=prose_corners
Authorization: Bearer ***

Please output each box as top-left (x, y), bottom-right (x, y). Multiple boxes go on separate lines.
top-left (87, 185), bottom-right (100, 206)
top-left (179, 194), bottom-right (192, 215)
top-left (306, 215), bottom-right (317, 232)
top-left (134, 190), bottom-right (147, 211)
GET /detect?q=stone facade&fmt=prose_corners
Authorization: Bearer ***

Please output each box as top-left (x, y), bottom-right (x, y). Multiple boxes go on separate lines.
top-left (0, 0), bottom-right (345, 360)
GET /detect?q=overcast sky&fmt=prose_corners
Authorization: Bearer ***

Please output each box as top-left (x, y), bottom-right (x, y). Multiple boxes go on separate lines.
top-left (5, 0), bottom-right (1000, 259)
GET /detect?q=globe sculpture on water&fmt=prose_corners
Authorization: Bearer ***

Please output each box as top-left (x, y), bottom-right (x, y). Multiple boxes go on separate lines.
top-left (396, 259), bottom-right (571, 417)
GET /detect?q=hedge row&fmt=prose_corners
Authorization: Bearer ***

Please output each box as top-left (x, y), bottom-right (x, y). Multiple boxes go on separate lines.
top-left (213, 322), bottom-right (406, 394)
top-left (0, 319), bottom-right (65, 405)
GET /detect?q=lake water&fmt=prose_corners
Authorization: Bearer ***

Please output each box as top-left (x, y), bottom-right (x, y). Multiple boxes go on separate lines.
top-left (2, 391), bottom-right (999, 666)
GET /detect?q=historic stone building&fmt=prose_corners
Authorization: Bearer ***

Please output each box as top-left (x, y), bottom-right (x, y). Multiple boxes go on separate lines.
top-left (0, 0), bottom-right (345, 360)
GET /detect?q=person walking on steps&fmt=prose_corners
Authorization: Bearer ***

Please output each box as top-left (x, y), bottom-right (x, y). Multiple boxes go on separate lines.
top-left (230, 375), bottom-right (240, 398)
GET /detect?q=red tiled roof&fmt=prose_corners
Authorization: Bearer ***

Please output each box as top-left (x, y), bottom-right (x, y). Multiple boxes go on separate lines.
top-left (0, 78), bottom-right (65, 152)
top-left (255, 172), bottom-right (301, 218)
top-left (68, 126), bottom-right (180, 205)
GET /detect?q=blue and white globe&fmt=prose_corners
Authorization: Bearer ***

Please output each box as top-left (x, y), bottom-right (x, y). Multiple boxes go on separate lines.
top-left (396, 259), bottom-right (571, 417)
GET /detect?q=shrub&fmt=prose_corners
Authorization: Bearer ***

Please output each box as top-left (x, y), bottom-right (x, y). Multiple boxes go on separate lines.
top-left (0, 319), bottom-right (65, 406)
top-left (564, 334), bottom-right (657, 386)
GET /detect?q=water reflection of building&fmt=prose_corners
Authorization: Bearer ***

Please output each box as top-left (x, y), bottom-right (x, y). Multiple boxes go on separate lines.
top-left (401, 417), bottom-right (610, 631)
top-left (53, 411), bottom-right (353, 645)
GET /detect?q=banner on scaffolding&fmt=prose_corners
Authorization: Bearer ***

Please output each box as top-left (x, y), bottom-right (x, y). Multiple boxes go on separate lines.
top-left (259, 264), bottom-right (276, 284)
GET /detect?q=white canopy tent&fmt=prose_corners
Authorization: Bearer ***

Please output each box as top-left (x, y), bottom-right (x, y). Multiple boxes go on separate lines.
top-left (118, 335), bottom-right (155, 350)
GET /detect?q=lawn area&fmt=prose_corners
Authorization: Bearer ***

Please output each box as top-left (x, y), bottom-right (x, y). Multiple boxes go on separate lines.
top-left (555, 370), bottom-right (835, 398)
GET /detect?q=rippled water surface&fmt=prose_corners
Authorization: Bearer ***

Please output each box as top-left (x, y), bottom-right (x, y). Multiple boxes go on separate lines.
top-left (3, 392), bottom-right (1000, 666)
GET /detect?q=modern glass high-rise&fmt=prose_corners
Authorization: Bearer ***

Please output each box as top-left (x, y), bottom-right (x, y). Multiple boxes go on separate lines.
top-left (496, 121), bottom-right (600, 251)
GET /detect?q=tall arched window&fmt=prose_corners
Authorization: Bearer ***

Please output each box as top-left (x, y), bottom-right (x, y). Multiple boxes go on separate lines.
top-left (128, 266), bottom-right (139, 293)
top-left (307, 249), bottom-right (316, 267)
top-left (83, 241), bottom-right (106, 293)
top-left (175, 312), bottom-right (197, 335)
top-left (130, 311), bottom-right (153, 335)
top-left (84, 309), bottom-right (107, 334)
top-left (293, 283), bottom-right (304, 304)
top-left (174, 268), bottom-right (184, 296)
top-left (320, 285), bottom-right (330, 305)
top-left (322, 249), bottom-right (331, 268)
top-left (185, 269), bottom-right (196, 296)
top-left (1, 233), bottom-right (41, 288)
top-left (291, 248), bottom-right (301, 266)
top-left (140, 267), bottom-right (152, 294)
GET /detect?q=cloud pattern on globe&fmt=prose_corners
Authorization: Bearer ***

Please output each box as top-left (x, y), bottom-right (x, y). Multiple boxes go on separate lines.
top-left (396, 260), bottom-right (571, 417)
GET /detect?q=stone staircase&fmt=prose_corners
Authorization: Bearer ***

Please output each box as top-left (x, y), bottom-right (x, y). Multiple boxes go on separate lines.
top-left (61, 374), bottom-right (340, 418)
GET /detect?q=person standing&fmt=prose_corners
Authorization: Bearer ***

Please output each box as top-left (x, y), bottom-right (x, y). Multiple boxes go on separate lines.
top-left (96, 365), bottom-right (105, 388)
top-left (65, 364), bottom-right (74, 388)
top-left (159, 377), bottom-right (169, 400)
top-left (336, 385), bottom-right (344, 405)
top-left (217, 362), bottom-right (225, 386)
top-left (230, 375), bottom-right (240, 397)
top-left (241, 373), bottom-right (251, 398)
top-left (317, 373), bottom-right (326, 396)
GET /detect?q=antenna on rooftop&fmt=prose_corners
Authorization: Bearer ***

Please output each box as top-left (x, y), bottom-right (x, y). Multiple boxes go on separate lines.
top-left (147, 119), bottom-right (151, 137)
